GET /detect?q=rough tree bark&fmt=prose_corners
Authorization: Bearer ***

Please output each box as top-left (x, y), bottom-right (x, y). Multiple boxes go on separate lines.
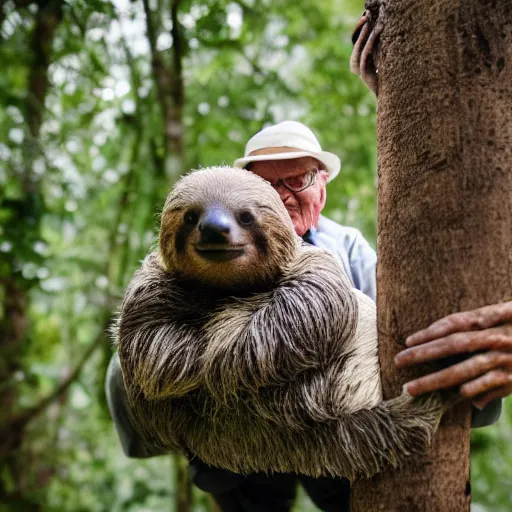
top-left (351, 1), bottom-right (512, 511)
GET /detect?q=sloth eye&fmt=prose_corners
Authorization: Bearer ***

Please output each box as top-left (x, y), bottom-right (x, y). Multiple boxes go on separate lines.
top-left (238, 211), bottom-right (255, 226)
top-left (184, 210), bottom-right (199, 225)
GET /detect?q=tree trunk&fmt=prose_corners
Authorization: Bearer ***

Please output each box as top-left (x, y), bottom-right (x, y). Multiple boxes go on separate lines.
top-left (351, 1), bottom-right (512, 510)
top-left (0, 1), bottom-right (63, 500)
top-left (142, 0), bottom-right (185, 183)
top-left (173, 453), bottom-right (192, 512)
top-left (142, 2), bottom-right (190, 509)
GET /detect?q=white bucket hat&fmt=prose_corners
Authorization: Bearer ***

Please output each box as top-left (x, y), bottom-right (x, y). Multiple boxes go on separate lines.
top-left (234, 121), bottom-right (341, 182)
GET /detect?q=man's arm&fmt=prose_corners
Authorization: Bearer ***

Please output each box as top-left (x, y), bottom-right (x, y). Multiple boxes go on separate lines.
top-left (314, 219), bottom-right (376, 301)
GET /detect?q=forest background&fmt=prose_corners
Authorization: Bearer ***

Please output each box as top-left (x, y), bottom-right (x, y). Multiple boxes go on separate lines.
top-left (0, 0), bottom-right (510, 510)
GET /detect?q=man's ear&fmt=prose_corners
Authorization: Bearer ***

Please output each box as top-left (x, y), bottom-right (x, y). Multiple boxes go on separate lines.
top-left (318, 171), bottom-right (329, 210)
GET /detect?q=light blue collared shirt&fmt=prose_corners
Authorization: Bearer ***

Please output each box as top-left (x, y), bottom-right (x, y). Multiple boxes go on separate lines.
top-left (309, 216), bottom-right (377, 302)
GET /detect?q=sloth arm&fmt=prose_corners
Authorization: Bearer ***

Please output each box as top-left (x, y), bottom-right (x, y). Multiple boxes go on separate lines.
top-left (105, 352), bottom-right (167, 457)
top-left (202, 247), bottom-right (360, 397)
top-left (116, 253), bottom-right (205, 400)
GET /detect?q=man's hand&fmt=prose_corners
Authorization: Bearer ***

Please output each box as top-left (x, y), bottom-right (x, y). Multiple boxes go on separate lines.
top-left (395, 302), bottom-right (512, 410)
top-left (350, 8), bottom-right (383, 96)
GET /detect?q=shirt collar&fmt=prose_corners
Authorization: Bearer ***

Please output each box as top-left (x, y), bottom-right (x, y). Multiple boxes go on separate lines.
top-left (302, 227), bottom-right (317, 246)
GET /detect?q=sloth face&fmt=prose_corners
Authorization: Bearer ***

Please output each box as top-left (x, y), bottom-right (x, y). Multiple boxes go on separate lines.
top-left (159, 167), bottom-right (300, 289)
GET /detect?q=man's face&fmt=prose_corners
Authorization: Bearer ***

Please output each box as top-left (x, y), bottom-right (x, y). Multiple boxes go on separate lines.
top-left (248, 157), bottom-right (329, 237)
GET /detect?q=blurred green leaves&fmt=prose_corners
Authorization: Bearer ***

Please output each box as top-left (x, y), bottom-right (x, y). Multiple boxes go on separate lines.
top-left (0, 0), bottom-right (510, 510)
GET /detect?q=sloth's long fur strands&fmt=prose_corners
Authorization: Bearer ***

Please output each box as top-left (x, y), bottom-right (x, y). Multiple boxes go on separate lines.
top-left (115, 167), bottom-right (446, 481)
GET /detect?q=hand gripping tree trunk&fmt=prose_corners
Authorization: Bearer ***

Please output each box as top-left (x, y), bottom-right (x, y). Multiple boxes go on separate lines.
top-left (351, 1), bottom-right (512, 511)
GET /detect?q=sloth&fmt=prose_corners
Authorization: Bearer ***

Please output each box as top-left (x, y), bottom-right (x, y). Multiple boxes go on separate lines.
top-left (114, 166), bottom-right (446, 481)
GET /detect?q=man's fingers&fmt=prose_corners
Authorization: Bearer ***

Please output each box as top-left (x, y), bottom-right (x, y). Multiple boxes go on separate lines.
top-left (460, 369), bottom-right (512, 399)
top-left (350, 22), bottom-right (370, 75)
top-left (351, 12), bottom-right (369, 45)
top-left (359, 27), bottom-right (379, 95)
top-left (395, 326), bottom-right (512, 368)
top-left (406, 301), bottom-right (512, 347)
top-left (349, 9), bottom-right (381, 95)
top-left (404, 351), bottom-right (512, 396)
top-left (472, 382), bottom-right (512, 410)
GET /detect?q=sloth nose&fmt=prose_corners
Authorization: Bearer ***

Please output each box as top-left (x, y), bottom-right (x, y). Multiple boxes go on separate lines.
top-left (199, 208), bottom-right (232, 244)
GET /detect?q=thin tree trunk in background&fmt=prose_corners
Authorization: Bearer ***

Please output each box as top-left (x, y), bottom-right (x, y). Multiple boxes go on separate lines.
top-left (26, 0), bottom-right (63, 141)
top-left (142, 0), bottom-right (185, 182)
top-left (143, 1), bottom-right (191, 509)
top-left (1, 0), bottom-right (63, 365)
top-left (168, 3), bottom-right (190, 506)
top-left (0, 2), bottom-right (5, 38)
top-left (168, 0), bottom-right (185, 163)
top-left (173, 453), bottom-right (192, 512)
top-left (0, 1), bottom-right (63, 500)
top-left (351, 1), bottom-right (512, 510)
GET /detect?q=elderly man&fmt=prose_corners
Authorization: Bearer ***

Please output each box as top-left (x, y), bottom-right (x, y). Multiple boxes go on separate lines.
top-left (185, 121), bottom-right (511, 511)
top-left (107, 117), bottom-right (511, 511)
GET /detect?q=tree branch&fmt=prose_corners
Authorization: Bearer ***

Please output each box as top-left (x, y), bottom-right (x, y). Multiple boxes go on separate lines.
top-left (0, 326), bottom-right (106, 457)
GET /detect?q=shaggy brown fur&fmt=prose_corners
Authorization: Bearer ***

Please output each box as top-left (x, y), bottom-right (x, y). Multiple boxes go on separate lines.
top-left (114, 166), bottom-right (446, 481)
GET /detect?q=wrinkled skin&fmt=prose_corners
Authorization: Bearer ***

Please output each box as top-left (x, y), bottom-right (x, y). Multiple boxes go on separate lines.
top-left (249, 157), bottom-right (329, 237)
top-left (396, 303), bottom-right (512, 409)
top-left (350, 11), bottom-right (512, 409)
top-left (350, 10), bottom-right (381, 95)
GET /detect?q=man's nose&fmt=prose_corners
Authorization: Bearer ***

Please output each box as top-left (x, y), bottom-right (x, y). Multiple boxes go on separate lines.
top-left (199, 208), bottom-right (232, 244)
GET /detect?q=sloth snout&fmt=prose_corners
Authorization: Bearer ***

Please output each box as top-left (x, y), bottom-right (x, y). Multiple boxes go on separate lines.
top-left (199, 208), bottom-right (232, 244)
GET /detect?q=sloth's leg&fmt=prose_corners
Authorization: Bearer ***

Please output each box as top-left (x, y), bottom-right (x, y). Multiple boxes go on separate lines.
top-left (184, 391), bottom-right (446, 481)
top-left (296, 392), bottom-right (447, 481)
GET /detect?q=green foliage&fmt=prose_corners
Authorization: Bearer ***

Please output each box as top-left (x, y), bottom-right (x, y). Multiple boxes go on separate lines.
top-left (0, 0), bottom-right (509, 510)
top-left (471, 400), bottom-right (512, 512)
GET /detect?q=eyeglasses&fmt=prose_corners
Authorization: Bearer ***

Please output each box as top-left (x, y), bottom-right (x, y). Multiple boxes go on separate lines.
top-left (267, 169), bottom-right (320, 193)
